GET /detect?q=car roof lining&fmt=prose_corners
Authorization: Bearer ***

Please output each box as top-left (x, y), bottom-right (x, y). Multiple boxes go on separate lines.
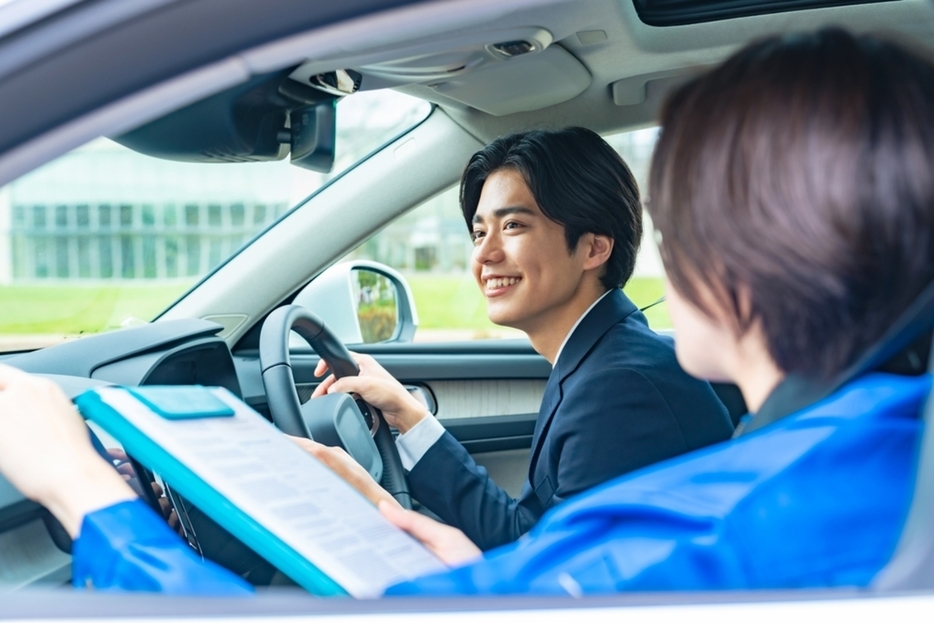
top-left (3, 0), bottom-right (934, 188)
top-left (421, 0), bottom-right (934, 141)
top-left (0, 0), bottom-right (538, 188)
top-left (264, 0), bottom-right (934, 140)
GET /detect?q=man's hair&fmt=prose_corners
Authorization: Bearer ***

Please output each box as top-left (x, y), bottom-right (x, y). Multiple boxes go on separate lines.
top-left (459, 127), bottom-right (642, 290)
top-left (648, 28), bottom-right (934, 380)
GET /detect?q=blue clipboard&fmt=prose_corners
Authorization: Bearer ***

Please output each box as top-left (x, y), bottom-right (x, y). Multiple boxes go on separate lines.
top-left (76, 387), bottom-right (347, 597)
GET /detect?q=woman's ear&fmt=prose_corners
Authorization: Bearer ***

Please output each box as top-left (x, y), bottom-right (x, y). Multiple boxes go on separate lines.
top-left (582, 234), bottom-right (614, 271)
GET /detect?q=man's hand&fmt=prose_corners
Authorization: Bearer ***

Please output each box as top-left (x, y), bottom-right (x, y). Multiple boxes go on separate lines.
top-left (107, 448), bottom-right (181, 533)
top-left (150, 481), bottom-right (182, 533)
top-left (107, 448), bottom-right (136, 481)
top-left (379, 501), bottom-right (481, 566)
top-left (312, 353), bottom-right (428, 434)
top-left (0, 365), bottom-right (136, 537)
top-left (289, 436), bottom-right (399, 508)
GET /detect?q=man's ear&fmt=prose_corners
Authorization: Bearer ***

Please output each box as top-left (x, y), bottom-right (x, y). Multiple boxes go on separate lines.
top-left (581, 234), bottom-right (614, 271)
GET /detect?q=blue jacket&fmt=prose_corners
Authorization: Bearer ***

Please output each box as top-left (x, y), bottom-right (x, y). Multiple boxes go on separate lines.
top-left (391, 372), bottom-right (925, 594)
top-left (71, 372), bottom-right (925, 595)
top-left (407, 289), bottom-right (733, 550)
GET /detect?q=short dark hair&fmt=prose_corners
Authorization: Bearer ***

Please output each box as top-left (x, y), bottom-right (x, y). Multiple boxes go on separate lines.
top-left (460, 127), bottom-right (642, 289)
top-left (648, 28), bottom-right (934, 380)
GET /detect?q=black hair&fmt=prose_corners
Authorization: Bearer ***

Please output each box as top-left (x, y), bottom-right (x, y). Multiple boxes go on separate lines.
top-left (460, 127), bottom-right (642, 289)
top-left (649, 28), bottom-right (934, 379)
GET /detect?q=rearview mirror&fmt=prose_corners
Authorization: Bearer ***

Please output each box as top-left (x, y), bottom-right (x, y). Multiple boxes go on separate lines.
top-left (113, 70), bottom-right (337, 173)
top-left (289, 100), bottom-right (336, 172)
top-left (292, 261), bottom-right (419, 345)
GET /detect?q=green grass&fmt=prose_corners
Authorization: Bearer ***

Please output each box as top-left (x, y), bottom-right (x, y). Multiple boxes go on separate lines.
top-left (406, 274), bottom-right (671, 331)
top-left (0, 282), bottom-right (193, 334)
top-left (406, 274), bottom-right (501, 331)
top-left (624, 277), bottom-right (672, 330)
top-left (0, 275), bottom-right (670, 339)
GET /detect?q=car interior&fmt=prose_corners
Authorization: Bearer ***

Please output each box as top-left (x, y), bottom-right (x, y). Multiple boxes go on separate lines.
top-left (1, 0), bottom-right (934, 609)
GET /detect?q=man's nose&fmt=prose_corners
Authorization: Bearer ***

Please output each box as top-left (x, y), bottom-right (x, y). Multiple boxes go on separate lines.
top-left (474, 232), bottom-right (505, 264)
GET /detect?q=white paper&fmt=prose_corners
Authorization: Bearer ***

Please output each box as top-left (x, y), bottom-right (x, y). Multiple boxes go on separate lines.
top-left (95, 387), bottom-right (447, 598)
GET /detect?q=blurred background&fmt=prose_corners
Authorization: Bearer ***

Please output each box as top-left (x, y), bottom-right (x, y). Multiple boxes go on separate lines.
top-left (0, 91), bottom-right (665, 351)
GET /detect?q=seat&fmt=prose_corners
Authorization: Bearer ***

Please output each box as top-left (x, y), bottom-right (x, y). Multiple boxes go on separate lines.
top-left (757, 280), bottom-right (934, 589)
top-left (873, 348), bottom-right (934, 589)
top-left (710, 382), bottom-right (747, 427)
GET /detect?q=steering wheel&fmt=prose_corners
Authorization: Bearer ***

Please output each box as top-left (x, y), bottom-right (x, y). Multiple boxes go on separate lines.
top-left (258, 304), bottom-right (412, 509)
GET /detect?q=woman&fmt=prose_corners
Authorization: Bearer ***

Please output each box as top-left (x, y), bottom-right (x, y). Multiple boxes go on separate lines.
top-left (0, 27), bottom-right (929, 594)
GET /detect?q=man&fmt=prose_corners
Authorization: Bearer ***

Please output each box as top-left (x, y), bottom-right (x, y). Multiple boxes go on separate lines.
top-left (311, 127), bottom-right (733, 550)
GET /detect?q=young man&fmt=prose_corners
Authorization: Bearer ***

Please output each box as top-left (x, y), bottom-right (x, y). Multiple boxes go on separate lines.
top-left (311, 127), bottom-right (733, 550)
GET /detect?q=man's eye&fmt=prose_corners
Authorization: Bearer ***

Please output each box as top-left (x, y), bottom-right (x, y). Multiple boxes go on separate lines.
top-left (471, 231), bottom-right (485, 243)
top-left (504, 221), bottom-right (522, 230)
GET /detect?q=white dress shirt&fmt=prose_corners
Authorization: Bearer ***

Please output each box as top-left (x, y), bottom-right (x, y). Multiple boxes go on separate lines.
top-left (394, 290), bottom-right (613, 470)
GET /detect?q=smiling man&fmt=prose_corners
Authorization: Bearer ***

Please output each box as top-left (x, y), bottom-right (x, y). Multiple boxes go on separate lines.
top-left (310, 127), bottom-right (734, 551)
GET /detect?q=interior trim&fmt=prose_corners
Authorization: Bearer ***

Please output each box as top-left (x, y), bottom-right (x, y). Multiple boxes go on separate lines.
top-left (0, 0), bottom-right (562, 189)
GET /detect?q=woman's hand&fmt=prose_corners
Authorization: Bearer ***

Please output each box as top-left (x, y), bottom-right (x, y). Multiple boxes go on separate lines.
top-left (291, 435), bottom-right (480, 566)
top-left (312, 353), bottom-right (428, 434)
top-left (0, 365), bottom-right (136, 537)
top-left (379, 501), bottom-right (481, 566)
top-left (289, 436), bottom-right (400, 509)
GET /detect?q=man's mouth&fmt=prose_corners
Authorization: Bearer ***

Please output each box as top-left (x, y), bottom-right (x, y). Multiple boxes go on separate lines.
top-left (484, 276), bottom-right (522, 294)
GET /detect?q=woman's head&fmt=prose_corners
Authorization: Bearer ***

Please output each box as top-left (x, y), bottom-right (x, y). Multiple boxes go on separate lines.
top-left (649, 28), bottom-right (934, 384)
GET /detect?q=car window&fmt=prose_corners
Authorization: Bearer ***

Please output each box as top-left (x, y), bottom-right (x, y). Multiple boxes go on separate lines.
top-left (340, 127), bottom-right (669, 343)
top-left (0, 90), bottom-right (430, 353)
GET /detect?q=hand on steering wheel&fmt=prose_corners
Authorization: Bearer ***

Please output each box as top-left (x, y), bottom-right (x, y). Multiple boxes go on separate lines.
top-left (259, 305), bottom-right (413, 509)
top-left (312, 354), bottom-right (428, 434)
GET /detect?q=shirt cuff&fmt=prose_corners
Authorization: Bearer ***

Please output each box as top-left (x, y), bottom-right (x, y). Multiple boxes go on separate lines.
top-left (396, 415), bottom-right (445, 471)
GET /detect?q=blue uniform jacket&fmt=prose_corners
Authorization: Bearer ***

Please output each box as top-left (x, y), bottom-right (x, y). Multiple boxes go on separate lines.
top-left (407, 289), bottom-right (733, 551)
top-left (71, 372), bottom-right (926, 595)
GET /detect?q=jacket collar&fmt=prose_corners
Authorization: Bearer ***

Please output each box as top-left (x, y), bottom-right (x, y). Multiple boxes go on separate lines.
top-left (529, 289), bottom-right (640, 475)
top-left (551, 288), bottom-right (639, 386)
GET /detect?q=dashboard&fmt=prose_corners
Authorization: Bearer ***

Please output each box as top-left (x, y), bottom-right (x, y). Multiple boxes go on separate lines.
top-left (0, 319), bottom-right (254, 589)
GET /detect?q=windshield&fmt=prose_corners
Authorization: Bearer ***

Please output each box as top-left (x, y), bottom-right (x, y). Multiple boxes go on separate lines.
top-left (0, 90), bottom-right (430, 352)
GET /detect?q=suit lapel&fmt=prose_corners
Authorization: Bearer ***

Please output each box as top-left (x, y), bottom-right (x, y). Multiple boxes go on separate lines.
top-left (526, 289), bottom-right (639, 478)
top-left (529, 370), bottom-right (562, 463)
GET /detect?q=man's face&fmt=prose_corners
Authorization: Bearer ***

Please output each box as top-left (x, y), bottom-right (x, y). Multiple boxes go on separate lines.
top-left (470, 169), bottom-right (592, 334)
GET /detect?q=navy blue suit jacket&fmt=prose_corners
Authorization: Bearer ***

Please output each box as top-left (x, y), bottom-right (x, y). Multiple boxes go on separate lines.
top-left (407, 289), bottom-right (734, 551)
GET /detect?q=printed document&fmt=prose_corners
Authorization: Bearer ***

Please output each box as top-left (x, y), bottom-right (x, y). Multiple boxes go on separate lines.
top-left (93, 387), bottom-right (447, 598)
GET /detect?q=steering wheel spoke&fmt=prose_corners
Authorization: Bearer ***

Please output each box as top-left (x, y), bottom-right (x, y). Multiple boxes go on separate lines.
top-left (259, 305), bottom-right (412, 509)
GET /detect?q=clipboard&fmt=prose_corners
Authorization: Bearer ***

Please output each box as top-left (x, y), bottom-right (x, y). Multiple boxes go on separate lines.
top-left (76, 386), bottom-right (446, 598)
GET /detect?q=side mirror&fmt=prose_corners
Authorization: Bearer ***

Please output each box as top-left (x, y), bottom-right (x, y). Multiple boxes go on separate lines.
top-left (292, 261), bottom-right (419, 345)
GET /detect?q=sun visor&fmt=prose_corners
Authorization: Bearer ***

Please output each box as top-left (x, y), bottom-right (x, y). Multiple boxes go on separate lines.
top-left (431, 46), bottom-right (591, 116)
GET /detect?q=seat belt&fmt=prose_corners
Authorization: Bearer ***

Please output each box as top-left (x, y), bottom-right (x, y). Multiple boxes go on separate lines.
top-left (872, 329), bottom-right (934, 589)
top-left (736, 279), bottom-right (934, 437)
